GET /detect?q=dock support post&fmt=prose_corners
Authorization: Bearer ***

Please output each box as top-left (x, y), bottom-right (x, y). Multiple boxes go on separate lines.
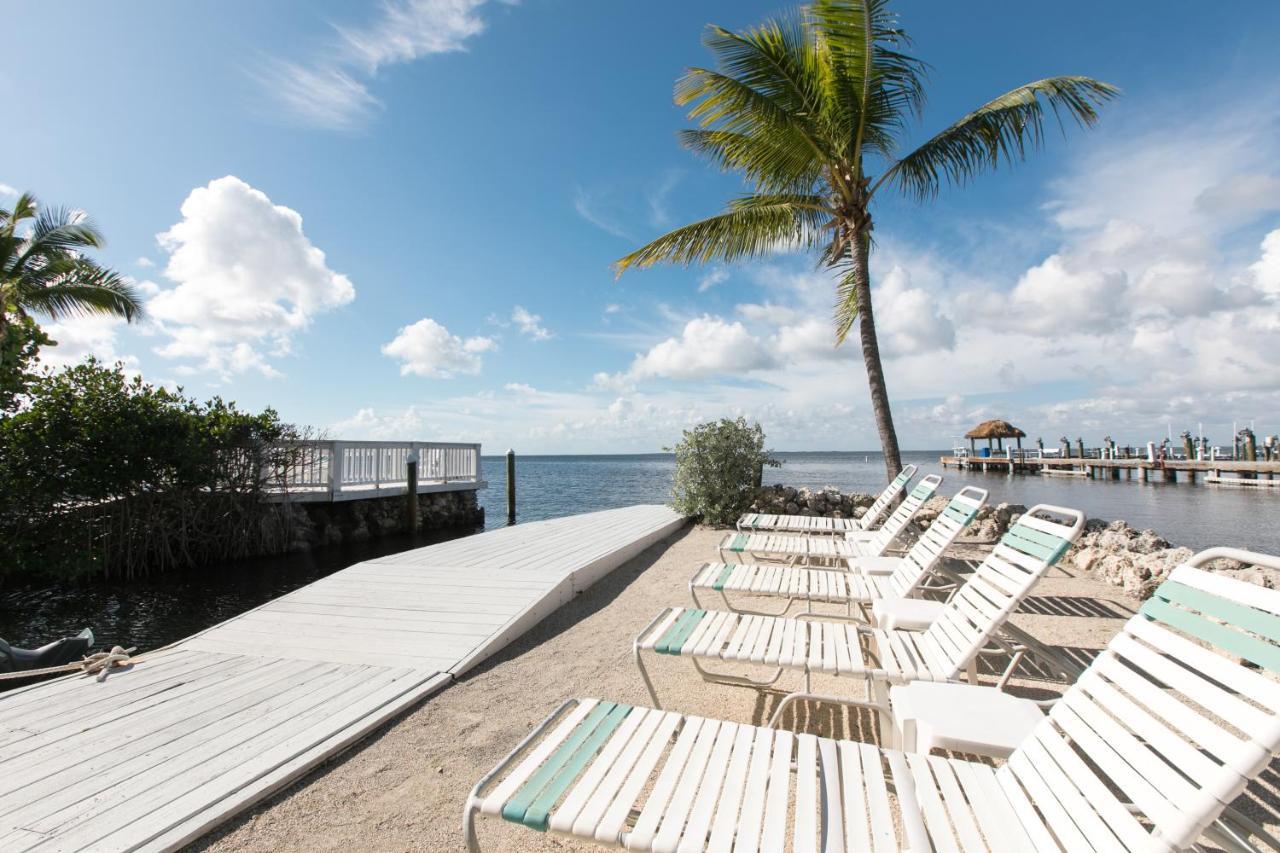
top-left (506, 449), bottom-right (517, 526)
top-left (1139, 466), bottom-right (1148, 482)
top-left (1167, 468), bottom-right (1177, 483)
top-left (405, 451), bottom-right (420, 533)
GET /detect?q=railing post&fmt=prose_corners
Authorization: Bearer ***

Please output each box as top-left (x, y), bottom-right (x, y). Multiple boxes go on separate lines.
top-left (330, 441), bottom-right (345, 498)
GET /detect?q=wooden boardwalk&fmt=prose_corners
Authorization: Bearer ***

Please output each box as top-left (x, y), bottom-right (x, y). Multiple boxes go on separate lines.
top-left (0, 504), bottom-right (685, 852)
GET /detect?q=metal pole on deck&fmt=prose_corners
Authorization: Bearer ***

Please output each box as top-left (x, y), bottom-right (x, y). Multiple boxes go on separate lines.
top-left (406, 449), bottom-right (420, 533)
top-left (506, 448), bottom-right (517, 526)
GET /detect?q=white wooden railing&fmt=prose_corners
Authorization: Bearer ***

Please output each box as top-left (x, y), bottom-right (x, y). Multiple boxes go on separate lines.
top-left (272, 440), bottom-right (482, 499)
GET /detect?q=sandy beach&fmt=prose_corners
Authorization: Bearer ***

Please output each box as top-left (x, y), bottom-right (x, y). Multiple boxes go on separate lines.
top-left (195, 525), bottom-right (1280, 852)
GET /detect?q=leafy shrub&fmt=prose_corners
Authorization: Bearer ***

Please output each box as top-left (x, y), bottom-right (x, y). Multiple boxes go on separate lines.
top-left (668, 417), bottom-right (779, 524)
top-left (0, 359), bottom-right (303, 580)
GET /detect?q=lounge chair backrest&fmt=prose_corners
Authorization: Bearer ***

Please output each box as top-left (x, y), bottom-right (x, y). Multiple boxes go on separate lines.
top-left (858, 474), bottom-right (941, 554)
top-left (999, 549), bottom-right (1280, 850)
top-left (887, 486), bottom-right (987, 598)
top-left (919, 504), bottom-right (1084, 680)
top-left (857, 464), bottom-right (918, 530)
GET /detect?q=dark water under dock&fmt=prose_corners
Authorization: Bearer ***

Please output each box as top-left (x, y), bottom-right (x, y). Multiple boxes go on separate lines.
top-left (4, 449), bottom-right (1276, 658)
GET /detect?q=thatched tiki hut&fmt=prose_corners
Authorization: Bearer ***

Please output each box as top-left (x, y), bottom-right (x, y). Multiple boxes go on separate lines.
top-left (966, 419), bottom-right (1026, 455)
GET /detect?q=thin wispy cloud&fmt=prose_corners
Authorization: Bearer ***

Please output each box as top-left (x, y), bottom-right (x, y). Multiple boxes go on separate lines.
top-left (572, 186), bottom-right (633, 239)
top-left (0, 182), bottom-right (17, 197)
top-left (261, 0), bottom-right (508, 130)
top-left (646, 169), bottom-right (683, 228)
top-left (697, 267), bottom-right (728, 293)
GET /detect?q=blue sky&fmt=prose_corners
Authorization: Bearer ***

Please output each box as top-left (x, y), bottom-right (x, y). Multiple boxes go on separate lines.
top-left (5, 1), bottom-right (1280, 452)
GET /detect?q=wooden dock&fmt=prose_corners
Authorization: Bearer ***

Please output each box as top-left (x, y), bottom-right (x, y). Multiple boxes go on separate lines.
top-left (0, 504), bottom-right (685, 852)
top-left (941, 455), bottom-right (1280, 484)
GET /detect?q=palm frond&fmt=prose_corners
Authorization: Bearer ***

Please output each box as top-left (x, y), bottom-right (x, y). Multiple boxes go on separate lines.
top-left (833, 264), bottom-right (861, 344)
top-left (677, 65), bottom-right (833, 171)
top-left (701, 19), bottom-right (829, 139)
top-left (19, 262), bottom-right (145, 321)
top-left (879, 76), bottom-right (1119, 200)
top-left (807, 0), bottom-right (927, 164)
top-left (614, 194), bottom-right (831, 275)
top-left (677, 128), bottom-right (824, 194)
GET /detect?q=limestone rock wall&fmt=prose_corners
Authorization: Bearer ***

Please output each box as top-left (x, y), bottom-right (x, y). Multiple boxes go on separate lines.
top-left (297, 489), bottom-right (484, 548)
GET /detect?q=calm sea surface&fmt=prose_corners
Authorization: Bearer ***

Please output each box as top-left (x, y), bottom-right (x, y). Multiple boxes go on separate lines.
top-left (479, 450), bottom-right (1280, 554)
top-left (3, 450), bottom-right (1276, 656)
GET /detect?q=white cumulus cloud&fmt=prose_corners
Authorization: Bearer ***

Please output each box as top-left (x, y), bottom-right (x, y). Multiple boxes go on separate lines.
top-left (629, 315), bottom-right (776, 380)
top-left (0, 182), bottom-right (17, 197)
top-left (147, 176), bottom-right (355, 378)
top-left (382, 317), bottom-right (495, 378)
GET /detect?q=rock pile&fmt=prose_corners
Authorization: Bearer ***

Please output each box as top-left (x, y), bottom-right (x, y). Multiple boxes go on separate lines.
top-left (748, 485), bottom-right (875, 518)
top-left (915, 496), bottom-right (1026, 542)
top-left (1066, 519), bottom-right (1280, 599)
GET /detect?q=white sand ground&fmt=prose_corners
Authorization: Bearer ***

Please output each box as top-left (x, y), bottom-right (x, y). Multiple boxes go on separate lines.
top-left (196, 525), bottom-right (1280, 852)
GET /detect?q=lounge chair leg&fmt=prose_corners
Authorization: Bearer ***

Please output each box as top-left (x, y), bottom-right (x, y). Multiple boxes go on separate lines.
top-left (714, 588), bottom-right (795, 617)
top-left (767, 690), bottom-right (890, 729)
top-left (690, 657), bottom-right (785, 688)
top-left (997, 648), bottom-right (1027, 690)
top-left (634, 644), bottom-right (663, 709)
top-left (463, 803), bottom-right (481, 853)
top-left (462, 699), bottom-right (579, 852)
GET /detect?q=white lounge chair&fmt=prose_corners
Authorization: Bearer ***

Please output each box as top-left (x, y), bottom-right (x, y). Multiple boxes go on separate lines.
top-left (718, 475), bottom-right (943, 567)
top-left (736, 464), bottom-right (918, 535)
top-left (639, 505), bottom-right (1083, 710)
top-left (464, 554), bottom-right (1280, 852)
top-left (692, 486), bottom-right (988, 619)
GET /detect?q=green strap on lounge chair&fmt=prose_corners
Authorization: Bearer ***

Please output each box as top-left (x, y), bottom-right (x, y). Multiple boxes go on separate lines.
top-left (725, 533), bottom-right (748, 552)
top-left (941, 500), bottom-right (980, 528)
top-left (1001, 522), bottom-right (1071, 565)
top-left (909, 483), bottom-right (933, 499)
top-left (1141, 581), bottom-right (1280, 673)
top-left (656, 609), bottom-right (707, 655)
top-left (501, 701), bottom-right (633, 830)
top-left (711, 565), bottom-right (735, 591)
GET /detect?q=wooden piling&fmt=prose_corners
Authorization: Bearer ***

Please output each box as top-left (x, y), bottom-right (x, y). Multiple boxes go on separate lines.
top-left (405, 454), bottom-right (419, 533)
top-left (506, 448), bottom-right (517, 525)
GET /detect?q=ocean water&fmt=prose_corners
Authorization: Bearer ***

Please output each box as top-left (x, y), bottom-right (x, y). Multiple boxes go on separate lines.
top-left (4, 449), bottom-right (1276, 657)
top-left (479, 450), bottom-right (1280, 554)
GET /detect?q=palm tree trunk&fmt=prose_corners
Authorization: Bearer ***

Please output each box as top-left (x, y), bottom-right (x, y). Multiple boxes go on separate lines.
top-left (849, 222), bottom-right (903, 478)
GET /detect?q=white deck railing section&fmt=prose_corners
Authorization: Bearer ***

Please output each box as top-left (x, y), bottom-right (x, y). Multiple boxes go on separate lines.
top-left (273, 440), bottom-right (482, 499)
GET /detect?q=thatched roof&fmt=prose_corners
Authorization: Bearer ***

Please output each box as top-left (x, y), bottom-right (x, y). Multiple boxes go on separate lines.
top-left (965, 419), bottom-right (1026, 439)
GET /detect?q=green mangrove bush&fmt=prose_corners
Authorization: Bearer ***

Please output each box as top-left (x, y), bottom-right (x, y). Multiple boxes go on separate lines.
top-left (668, 417), bottom-right (778, 525)
top-left (0, 359), bottom-right (304, 581)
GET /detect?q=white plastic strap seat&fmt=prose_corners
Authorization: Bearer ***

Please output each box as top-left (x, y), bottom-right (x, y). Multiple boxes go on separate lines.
top-left (467, 549), bottom-right (1280, 852)
top-left (720, 475), bottom-right (943, 566)
top-left (735, 512), bottom-right (858, 535)
top-left (647, 506), bottom-right (1085, 705)
top-left (697, 487), bottom-right (987, 616)
top-left (736, 464), bottom-right (918, 535)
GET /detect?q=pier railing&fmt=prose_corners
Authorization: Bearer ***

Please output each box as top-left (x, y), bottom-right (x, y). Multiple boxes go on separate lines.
top-left (270, 440), bottom-right (483, 501)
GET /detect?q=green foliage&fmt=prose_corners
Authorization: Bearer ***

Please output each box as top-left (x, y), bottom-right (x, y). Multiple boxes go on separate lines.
top-left (668, 418), bottom-right (780, 524)
top-left (1, 191), bottom-right (144, 326)
top-left (0, 359), bottom-right (301, 580)
top-left (0, 313), bottom-right (49, 413)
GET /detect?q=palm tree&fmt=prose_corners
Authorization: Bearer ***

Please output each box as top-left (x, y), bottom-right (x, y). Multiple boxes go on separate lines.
top-left (615, 0), bottom-right (1117, 477)
top-left (0, 192), bottom-right (144, 333)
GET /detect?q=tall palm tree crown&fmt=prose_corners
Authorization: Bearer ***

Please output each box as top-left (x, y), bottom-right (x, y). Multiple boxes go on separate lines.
top-left (0, 192), bottom-right (143, 330)
top-left (615, 0), bottom-right (1118, 476)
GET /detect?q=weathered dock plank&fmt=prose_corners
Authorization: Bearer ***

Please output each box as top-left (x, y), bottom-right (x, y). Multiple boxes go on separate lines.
top-left (0, 504), bottom-right (685, 851)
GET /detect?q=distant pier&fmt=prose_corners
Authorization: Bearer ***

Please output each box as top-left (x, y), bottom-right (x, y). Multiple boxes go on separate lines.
top-left (941, 453), bottom-right (1280, 486)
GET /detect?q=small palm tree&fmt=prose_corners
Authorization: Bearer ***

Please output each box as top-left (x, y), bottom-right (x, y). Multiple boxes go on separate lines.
top-left (0, 192), bottom-right (144, 333)
top-left (615, 0), bottom-right (1117, 476)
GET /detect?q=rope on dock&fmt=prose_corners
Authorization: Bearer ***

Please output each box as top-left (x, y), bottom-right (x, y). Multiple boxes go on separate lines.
top-left (0, 646), bottom-right (137, 682)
